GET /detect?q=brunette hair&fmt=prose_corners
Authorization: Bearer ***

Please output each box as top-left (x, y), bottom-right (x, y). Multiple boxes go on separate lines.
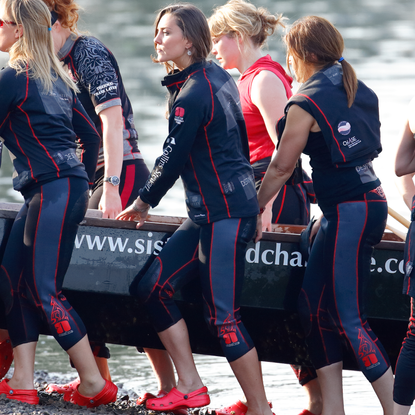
top-left (42, 0), bottom-right (81, 31)
top-left (5, 0), bottom-right (77, 92)
top-left (153, 3), bottom-right (211, 72)
top-left (209, 0), bottom-right (286, 48)
top-left (284, 15), bottom-right (357, 107)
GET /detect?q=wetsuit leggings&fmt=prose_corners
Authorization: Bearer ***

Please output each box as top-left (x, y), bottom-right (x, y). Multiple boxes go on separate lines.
top-left (298, 189), bottom-right (390, 382)
top-left (89, 158), bottom-right (150, 209)
top-left (394, 297), bottom-right (415, 405)
top-left (0, 177), bottom-right (89, 350)
top-left (138, 216), bottom-right (257, 362)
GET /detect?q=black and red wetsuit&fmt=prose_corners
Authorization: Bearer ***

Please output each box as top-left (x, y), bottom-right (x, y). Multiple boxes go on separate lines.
top-left (137, 60), bottom-right (259, 362)
top-left (58, 34), bottom-right (150, 209)
top-left (0, 67), bottom-right (99, 350)
top-left (283, 64), bottom-right (390, 383)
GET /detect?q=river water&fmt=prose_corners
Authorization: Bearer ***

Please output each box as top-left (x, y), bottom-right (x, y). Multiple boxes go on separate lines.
top-left (1, 0), bottom-right (415, 413)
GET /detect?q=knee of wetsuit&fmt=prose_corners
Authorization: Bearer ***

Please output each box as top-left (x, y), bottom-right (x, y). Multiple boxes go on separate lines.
top-left (180, 278), bottom-right (203, 304)
top-left (136, 258), bottom-right (163, 304)
top-left (297, 289), bottom-right (312, 336)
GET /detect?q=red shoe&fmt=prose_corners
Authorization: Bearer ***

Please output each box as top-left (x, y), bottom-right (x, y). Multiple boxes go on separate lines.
top-left (137, 390), bottom-right (188, 414)
top-left (146, 386), bottom-right (210, 411)
top-left (214, 400), bottom-right (248, 415)
top-left (137, 389), bottom-right (166, 405)
top-left (0, 378), bottom-right (39, 405)
top-left (45, 378), bottom-right (80, 394)
top-left (63, 379), bottom-right (117, 408)
top-left (213, 400), bottom-right (272, 415)
top-left (0, 338), bottom-right (13, 379)
top-left (298, 410), bottom-right (319, 415)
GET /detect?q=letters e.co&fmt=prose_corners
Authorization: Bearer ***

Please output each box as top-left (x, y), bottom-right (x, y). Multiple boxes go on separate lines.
top-left (371, 256), bottom-right (404, 274)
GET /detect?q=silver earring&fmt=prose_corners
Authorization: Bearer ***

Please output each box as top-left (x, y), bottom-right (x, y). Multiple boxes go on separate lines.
top-left (187, 49), bottom-right (192, 56)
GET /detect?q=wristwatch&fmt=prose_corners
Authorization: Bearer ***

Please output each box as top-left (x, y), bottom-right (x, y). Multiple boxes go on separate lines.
top-left (103, 176), bottom-right (120, 186)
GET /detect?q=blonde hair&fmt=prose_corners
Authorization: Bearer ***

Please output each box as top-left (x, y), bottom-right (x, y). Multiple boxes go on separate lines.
top-left (208, 0), bottom-right (286, 48)
top-left (5, 0), bottom-right (77, 93)
top-left (42, 0), bottom-right (81, 32)
top-left (153, 3), bottom-right (211, 73)
top-left (284, 16), bottom-right (358, 107)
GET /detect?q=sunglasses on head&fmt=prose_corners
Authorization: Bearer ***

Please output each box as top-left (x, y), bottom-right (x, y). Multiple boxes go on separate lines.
top-left (0, 20), bottom-right (16, 27)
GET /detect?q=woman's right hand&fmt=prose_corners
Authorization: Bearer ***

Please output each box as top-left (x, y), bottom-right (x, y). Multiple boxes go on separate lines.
top-left (116, 198), bottom-right (149, 229)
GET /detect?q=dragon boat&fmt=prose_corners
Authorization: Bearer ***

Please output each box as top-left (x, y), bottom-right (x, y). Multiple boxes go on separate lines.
top-left (0, 202), bottom-right (408, 371)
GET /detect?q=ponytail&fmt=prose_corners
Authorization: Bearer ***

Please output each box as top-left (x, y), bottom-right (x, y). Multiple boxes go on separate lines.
top-left (339, 58), bottom-right (358, 107)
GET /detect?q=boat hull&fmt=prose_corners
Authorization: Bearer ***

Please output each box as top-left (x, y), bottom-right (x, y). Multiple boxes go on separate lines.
top-left (0, 204), bottom-right (408, 370)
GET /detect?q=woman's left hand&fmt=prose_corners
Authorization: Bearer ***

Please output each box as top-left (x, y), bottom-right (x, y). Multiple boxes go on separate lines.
top-left (116, 199), bottom-right (149, 229)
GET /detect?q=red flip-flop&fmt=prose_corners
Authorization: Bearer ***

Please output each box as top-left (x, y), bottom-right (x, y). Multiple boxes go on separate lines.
top-left (146, 386), bottom-right (210, 411)
top-left (63, 379), bottom-right (117, 408)
top-left (0, 338), bottom-right (13, 379)
top-left (0, 378), bottom-right (39, 405)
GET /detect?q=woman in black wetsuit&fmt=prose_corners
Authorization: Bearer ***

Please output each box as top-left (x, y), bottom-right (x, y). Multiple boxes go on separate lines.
top-left (0, 0), bottom-right (117, 408)
top-left (256, 15), bottom-right (393, 415)
top-left (117, 4), bottom-right (273, 415)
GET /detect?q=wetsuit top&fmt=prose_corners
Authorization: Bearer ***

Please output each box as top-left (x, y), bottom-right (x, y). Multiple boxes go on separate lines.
top-left (287, 64), bottom-right (381, 168)
top-left (300, 130), bottom-right (380, 209)
top-left (0, 66), bottom-right (100, 195)
top-left (58, 34), bottom-right (141, 169)
top-left (237, 55), bottom-right (293, 164)
top-left (277, 65), bottom-right (381, 209)
top-left (139, 60), bottom-right (259, 224)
